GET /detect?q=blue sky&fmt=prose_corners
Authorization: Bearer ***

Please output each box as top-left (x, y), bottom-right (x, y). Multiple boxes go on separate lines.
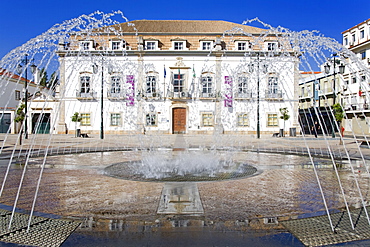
top-left (0, 0), bottom-right (369, 59)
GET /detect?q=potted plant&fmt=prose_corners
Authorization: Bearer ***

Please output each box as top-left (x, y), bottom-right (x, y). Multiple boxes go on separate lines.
top-left (14, 104), bottom-right (26, 145)
top-left (71, 112), bottom-right (82, 137)
top-left (279, 107), bottom-right (290, 137)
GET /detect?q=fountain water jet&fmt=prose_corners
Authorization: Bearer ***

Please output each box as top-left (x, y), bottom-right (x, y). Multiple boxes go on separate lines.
top-left (0, 11), bottom-right (369, 246)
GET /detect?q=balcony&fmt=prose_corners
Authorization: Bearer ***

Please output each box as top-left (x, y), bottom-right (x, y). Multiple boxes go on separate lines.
top-left (168, 91), bottom-right (191, 99)
top-left (143, 92), bottom-right (162, 100)
top-left (265, 90), bottom-right (283, 100)
top-left (76, 90), bottom-right (96, 100)
top-left (200, 92), bottom-right (216, 99)
top-left (107, 91), bottom-right (126, 100)
top-left (235, 92), bottom-right (253, 99)
top-left (344, 103), bottom-right (369, 111)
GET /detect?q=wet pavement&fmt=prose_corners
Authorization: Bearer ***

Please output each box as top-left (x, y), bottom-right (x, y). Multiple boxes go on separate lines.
top-left (0, 133), bottom-right (370, 246)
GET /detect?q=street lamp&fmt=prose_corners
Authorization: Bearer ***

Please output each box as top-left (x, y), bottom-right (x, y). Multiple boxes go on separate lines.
top-left (249, 53), bottom-right (268, 139)
top-left (324, 53), bottom-right (345, 138)
top-left (17, 54), bottom-right (37, 139)
top-left (93, 57), bottom-right (104, 140)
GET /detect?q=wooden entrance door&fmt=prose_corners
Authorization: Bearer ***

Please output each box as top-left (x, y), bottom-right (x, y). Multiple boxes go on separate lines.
top-left (173, 108), bottom-right (186, 134)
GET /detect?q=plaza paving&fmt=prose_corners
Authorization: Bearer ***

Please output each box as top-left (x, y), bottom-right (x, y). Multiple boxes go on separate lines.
top-left (0, 133), bottom-right (370, 246)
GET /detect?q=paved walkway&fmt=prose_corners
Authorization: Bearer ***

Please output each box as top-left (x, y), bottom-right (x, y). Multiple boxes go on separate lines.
top-left (0, 133), bottom-right (370, 245)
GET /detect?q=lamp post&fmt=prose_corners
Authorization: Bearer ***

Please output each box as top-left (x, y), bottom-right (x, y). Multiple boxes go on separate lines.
top-left (93, 57), bottom-right (104, 140)
top-left (249, 53), bottom-right (268, 139)
top-left (17, 54), bottom-right (37, 139)
top-left (324, 53), bottom-right (345, 138)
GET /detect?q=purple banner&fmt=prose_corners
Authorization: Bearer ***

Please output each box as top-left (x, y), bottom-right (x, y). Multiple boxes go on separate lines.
top-left (224, 76), bottom-right (233, 107)
top-left (126, 75), bottom-right (135, 106)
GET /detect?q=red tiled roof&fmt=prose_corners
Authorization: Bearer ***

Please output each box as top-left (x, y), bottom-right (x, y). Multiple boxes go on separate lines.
top-left (0, 68), bottom-right (34, 84)
top-left (102, 20), bottom-right (266, 34)
top-left (300, 71), bottom-right (321, 74)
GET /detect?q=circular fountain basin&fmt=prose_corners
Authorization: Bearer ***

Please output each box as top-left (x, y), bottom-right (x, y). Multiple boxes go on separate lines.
top-left (104, 161), bottom-right (258, 182)
top-left (104, 151), bottom-right (259, 182)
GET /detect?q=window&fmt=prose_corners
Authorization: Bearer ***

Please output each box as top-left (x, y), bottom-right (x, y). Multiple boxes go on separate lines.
top-left (237, 41), bottom-right (250, 51)
top-left (80, 76), bottom-right (91, 93)
top-left (352, 34), bottom-right (356, 43)
top-left (201, 76), bottom-right (213, 96)
top-left (146, 76), bottom-right (156, 95)
top-left (238, 76), bottom-right (248, 95)
top-left (237, 113), bottom-right (249, 126)
top-left (301, 87), bottom-right (304, 97)
top-left (145, 41), bottom-right (157, 50)
top-left (80, 41), bottom-right (91, 51)
top-left (146, 113), bottom-right (157, 126)
top-left (268, 75), bottom-right (279, 94)
top-left (80, 113), bottom-right (91, 126)
top-left (361, 51), bottom-right (366, 60)
top-left (110, 113), bottom-right (121, 126)
top-left (111, 41), bottom-right (121, 50)
top-left (267, 42), bottom-right (278, 51)
top-left (267, 113), bottom-right (278, 127)
top-left (110, 76), bottom-right (121, 94)
top-left (202, 41), bottom-right (212, 50)
top-left (238, 42), bottom-right (246, 51)
top-left (173, 74), bottom-right (184, 92)
top-left (352, 77), bottom-right (357, 84)
top-left (344, 37), bottom-right (348, 46)
top-left (360, 30), bottom-right (365, 39)
top-left (361, 75), bottom-right (366, 82)
top-left (174, 42), bottom-right (184, 50)
top-left (15, 90), bottom-right (21, 100)
top-left (202, 113), bottom-right (214, 127)
top-left (264, 217), bottom-right (277, 224)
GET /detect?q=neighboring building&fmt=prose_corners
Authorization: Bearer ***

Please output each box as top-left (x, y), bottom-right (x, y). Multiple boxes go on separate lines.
top-left (0, 69), bottom-right (38, 134)
top-left (55, 20), bottom-right (299, 136)
top-left (298, 70), bottom-right (343, 135)
top-left (299, 18), bottom-right (370, 137)
top-left (341, 19), bottom-right (370, 135)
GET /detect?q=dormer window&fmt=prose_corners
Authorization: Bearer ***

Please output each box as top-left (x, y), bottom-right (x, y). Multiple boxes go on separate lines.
top-left (238, 42), bottom-right (246, 51)
top-left (266, 42), bottom-right (278, 51)
top-left (145, 41), bottom-right (158, 50)
top-left (174, 41), bottom-right (184, 50)
top-left (171, 39), bottom-right (188, 51)
top-left (111, 40), bottom-right (125, 51)
top-left (360, 29), bottom-right (365, 39)
top-left (201, 41), bottom-right (213, 51)
top-left (80, 41), bottom-right (93, 51)
top-left (235, 41), bottom-right (251, 51)
top-left (343, 37), bottom-right (348, 46)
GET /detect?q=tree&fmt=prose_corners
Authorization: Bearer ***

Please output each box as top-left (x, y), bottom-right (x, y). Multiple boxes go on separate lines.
top-left (71, 112), bottom-right (82, 137)
top-left (39, 68), bottom-right (59, 90)
top-left (333, 103), bottom-right (345, 144)
top-left (14, 104), bottom-right (26, 145)
top-left (279, 107), bottom-right (290, 137)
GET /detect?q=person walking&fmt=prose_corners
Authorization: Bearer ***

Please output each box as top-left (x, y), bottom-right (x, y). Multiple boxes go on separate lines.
top-left (311, 121), bottom-right (320, 138)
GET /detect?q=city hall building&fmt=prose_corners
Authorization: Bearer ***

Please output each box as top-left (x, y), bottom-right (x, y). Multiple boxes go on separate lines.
top-left (55, 20), bottom-right (299, 136)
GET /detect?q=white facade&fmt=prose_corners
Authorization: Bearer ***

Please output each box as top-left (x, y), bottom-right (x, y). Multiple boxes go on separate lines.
top-left (0, 69), bottom-right (39, 134)
top-left (341, 19), bottom-right (370, 135)
top-left (55, 20), bottom-right (299, 136)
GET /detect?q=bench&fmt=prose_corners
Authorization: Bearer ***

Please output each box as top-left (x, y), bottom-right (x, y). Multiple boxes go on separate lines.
top-left (272, 133), bottom-right (280, 137)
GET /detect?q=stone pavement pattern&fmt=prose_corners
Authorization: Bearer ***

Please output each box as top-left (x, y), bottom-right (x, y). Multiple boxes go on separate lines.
top-left (0, 133), bottom-right (370, 246)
